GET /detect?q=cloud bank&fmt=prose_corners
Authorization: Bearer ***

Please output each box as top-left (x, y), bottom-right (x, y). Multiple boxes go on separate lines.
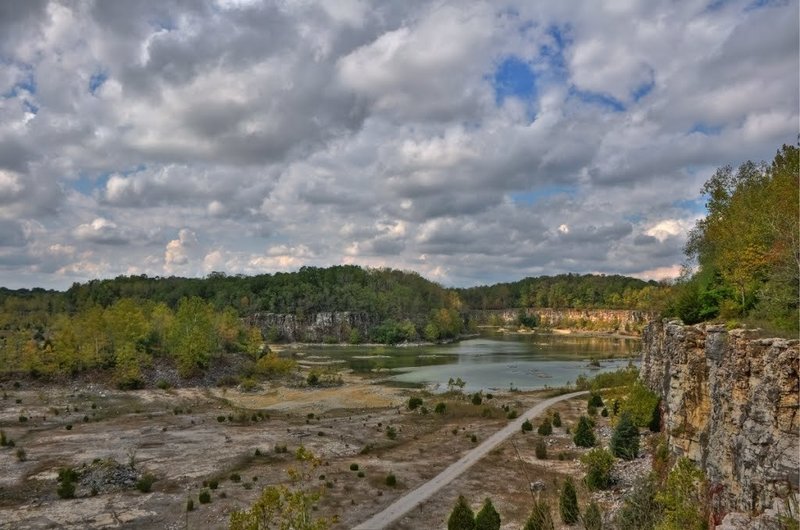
top-left (0, 0), bottom-right (796, 288)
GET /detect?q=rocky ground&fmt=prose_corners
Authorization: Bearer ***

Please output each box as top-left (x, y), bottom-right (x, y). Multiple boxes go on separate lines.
top-left (0, 374), bottom-right (653, 530)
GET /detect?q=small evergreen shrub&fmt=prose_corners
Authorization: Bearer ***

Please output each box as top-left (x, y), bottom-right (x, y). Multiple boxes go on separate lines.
top-left (610, 413), bottom-right (640, 460)
top-left (582, 501), bottom-right (603, 530)
top-left (559, 478), bottom-right (579, 524)
top-left (581, 448), bottom-right (615, 491)
top-left (537, 417), bottom-right (552, 436)
top-left (386, 426), bottom-right (397, 440)
top-left (198, 490), bottom-right (211, 504)
top-left (588, 393), bottom-right (604, 408)
top-left (573, 416), bottom-right (596, 447)
top-left (350, 463), bottom-right (359, 471)
top-left (357, 471), bottom-right (365, 478)
top-left (523, 498), bottom-right (554, 530)
top-left (135, 473), bottom-right (156, 493)
top-left (521, 420), bottom-right (533, 432)
top-left (186, 499), bottom-right (194, 512)
top-left (601, 408), bottom-right (608, 417)
top-left (435, 402), bottom-right (447, 414)
top-left (208, 479), bottom-right (219, 490)
top-left (408, 397), bottom-right (423, 410)
top-left (385, 473), bottom-right (397, 487)
top-left (552, 411), bottom-right (562, 427)
top-left (535, 439), bottom-right (547, 460)
top-left (447, 494), bottom-right (476, 530)
top-left (475, 498), bottom-right (501, 530)
top-left (471, 393), bottom-right (483, 406)
top-left (230, 473), bottom-right (241, 483)
top-left (16, 448), bottom-right (26, 461)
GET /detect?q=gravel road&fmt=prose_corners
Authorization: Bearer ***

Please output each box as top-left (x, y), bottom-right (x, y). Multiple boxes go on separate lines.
top-left (353, 390), bottom-right (589, 530)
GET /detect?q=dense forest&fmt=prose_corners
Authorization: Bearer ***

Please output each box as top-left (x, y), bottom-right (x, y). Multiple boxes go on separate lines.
top-left (0, 267), bottom-right (662, 383)
top-left (673, 144), bottom-right (798, 334)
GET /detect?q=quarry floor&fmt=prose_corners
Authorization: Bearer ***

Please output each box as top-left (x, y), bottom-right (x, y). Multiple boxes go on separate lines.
top-left (0, 375), bottom-right (644, 529)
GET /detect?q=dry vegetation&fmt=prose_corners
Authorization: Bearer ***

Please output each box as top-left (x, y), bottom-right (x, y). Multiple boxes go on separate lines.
top-left (0, 373), bottom-right (649, 530)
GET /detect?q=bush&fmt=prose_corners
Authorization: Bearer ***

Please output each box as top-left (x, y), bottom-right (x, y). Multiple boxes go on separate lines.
top-left (306, 373), bottom-right (319, 386)
top-left (357, 471), bottom-right (365, 478)
top-left (186, 499), bottom-right (194, 512)
top-left (386, 426), bottom-right (397, 440)
top-left (573, 416), bottom-right (596, 448)
top-left (551, 411), bottom-right (562, 427)
top-left (583, 501), bottom-right (603, 530)
top-left (198, 490), bottom-right (211, 504)
top-left (506, 410), bottom-right (518, 419)
top-left (230, 473), bottom-right (241, 483)
top-left (470, 434), bottom-right (477, 443)
top-left (610, 413), bottom-right (640, 460)
top-left (408, 397), bottom-right (423, 410)
top-left (656, 458), bottom-right (708, 530)
top-left (435, 402), bottom-right (447, 414)
top-left (614, 474), bottom-right (662, 530)
top-left (57, 480), bottom-right (75, 499)
top-left (448, 495), bottom-right (476, 530)
top-left (135, 473), bottom-right (156, 493)
top-left (523, 498), bottom-right (554, 530)
top-left (522, 420), bottom-right (533, 432)
top-left (581, 448), bottom-right (615, 491)
top-left (559, 478), bottom-right (579, 524)
top-left (208, 479), bottom-right (219, 490)
top-left (16, 448), bottom-right (26, 461)
top-left (350, 463), bottom-right (359, 471)
top-left (537, 417), bottom-right (553, 436)
top-left (535, 439), bottom-right (547, 460)
top-left (475, 498), bottom-right (501, 530)
top-left (0, 430), bottom-right (6, 446)
top-left (217, 415), bottom-right (226, 422)
top-left (588, 393), bottom-right (604, 407)
top-left (385, 473), bottom-right (397, 487)
top-left (471, 393), bottom-right (483, 406)
top-left (601, 408), bottom-right (608, 417)
top-left (621, 382), bottom-right (660, 427)
top-left (587, 404), bottom-right (597, 416)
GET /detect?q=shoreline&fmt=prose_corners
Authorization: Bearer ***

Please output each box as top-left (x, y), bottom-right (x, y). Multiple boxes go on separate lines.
top-left (270, 329), bottom-right (641, 350)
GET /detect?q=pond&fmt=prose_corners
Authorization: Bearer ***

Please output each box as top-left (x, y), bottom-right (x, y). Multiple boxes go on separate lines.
top-left (294, 332), bottom-right (640, 393)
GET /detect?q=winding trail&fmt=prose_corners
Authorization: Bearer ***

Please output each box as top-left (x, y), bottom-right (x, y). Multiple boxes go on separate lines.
top-left (353, 390), bottom-right (589, 530)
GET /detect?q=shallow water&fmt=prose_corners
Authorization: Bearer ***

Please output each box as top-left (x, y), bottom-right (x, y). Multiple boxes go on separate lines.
top-left (298, 332), bottom-right (640, 393)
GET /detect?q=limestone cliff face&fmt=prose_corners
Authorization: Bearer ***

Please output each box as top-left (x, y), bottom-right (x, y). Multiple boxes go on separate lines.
top-left (245, 311), bottom-right (374, 343)
top-left (470, 308), bottom-right (648, 334)
top-left (641, 320), bottom-right (799, 520)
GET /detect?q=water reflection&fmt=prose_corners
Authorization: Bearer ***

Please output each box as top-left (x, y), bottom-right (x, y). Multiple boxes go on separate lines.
top-left (298, 333), bottom-right (639, 392)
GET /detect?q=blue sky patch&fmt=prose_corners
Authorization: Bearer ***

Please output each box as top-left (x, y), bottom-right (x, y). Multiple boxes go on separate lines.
top-left (89, 71), bottom-right (108, 95)
top-left (689, 122), bottom-right (723, 135)
top-left (631, 78), bottom-right (655, 102)
top-left (569, 87), bottom-right (626, 112)
top-left (511, 185), bottom-right (576, 205)
top-left (673, 198), bottom-right (707, 214)
top-left (492, 56), bottom-right (537, 104)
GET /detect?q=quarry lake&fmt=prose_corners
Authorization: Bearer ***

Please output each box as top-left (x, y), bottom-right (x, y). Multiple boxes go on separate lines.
top-left (295, 333), bottom-right (640, 393)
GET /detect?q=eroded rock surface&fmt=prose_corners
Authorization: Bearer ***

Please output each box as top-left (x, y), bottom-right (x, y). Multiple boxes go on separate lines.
top-left (641, 320), bottom-right (799, 525)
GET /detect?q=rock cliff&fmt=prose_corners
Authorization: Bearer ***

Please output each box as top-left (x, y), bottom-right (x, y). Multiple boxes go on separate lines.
top-left (641, 319), bottom-right (799, 525)
top-left (470, 308), bottom-right (648, 334)
top-left (245, 311), bottom-right (374, 343)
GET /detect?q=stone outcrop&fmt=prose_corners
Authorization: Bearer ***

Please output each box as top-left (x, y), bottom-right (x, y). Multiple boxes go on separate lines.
top-left (470, 308), bottom-right (648, 334)
top-left (245, 311), bottom-right (374, 343)
top-left (641, 319), bottom-right (799, 524)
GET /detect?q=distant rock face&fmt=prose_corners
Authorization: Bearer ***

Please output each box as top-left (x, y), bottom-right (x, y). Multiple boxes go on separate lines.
top-left (470, 308), bottom-right (648, 333)
top-left (641, 320), bottom-right (799, 524)
top-left (245, 311), bottom-right (374, 343)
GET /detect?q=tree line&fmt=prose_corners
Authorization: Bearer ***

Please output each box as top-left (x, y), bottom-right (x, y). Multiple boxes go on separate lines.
top-left (673, 143), bottom-right (798, 334)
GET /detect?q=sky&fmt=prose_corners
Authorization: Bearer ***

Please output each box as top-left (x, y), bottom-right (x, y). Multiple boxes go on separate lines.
top-left (0, 0), bottom-right (797, 290)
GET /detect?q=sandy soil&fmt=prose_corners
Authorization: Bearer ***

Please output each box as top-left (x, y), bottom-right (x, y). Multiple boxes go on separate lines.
top-left (0, 377), bottom-right (637, 530)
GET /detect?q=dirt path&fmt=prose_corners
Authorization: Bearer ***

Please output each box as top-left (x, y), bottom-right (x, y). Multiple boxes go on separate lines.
top-left (352, 390), bottom-right (589, 530)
